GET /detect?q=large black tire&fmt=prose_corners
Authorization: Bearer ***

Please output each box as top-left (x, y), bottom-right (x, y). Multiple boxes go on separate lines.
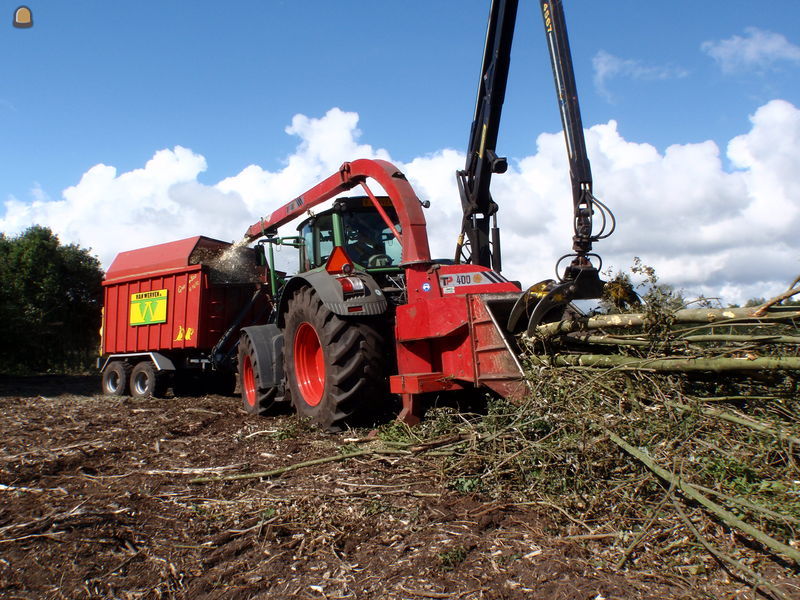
top-left (102, 361), bottom-right (131, 396)
top-left (238, 333), bottom-right (279, 415)
top-left (130, 361), bottom-right (169, 398)
top-left (283, 286), bottom-right (387, 432)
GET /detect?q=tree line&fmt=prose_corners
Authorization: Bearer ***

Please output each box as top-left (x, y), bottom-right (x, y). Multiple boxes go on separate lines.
top-left (0, 226), bottom-right (103, 374)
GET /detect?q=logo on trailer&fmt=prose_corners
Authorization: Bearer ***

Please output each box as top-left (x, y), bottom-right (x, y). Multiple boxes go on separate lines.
top-left (129, 289), bottom-right (168, 326)
top-left (175, 325), bottom-right (195, 341)
top-left (422, 282), bottom-right (431, 292)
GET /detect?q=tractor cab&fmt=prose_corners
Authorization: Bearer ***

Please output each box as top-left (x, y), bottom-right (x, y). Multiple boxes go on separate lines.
top-left (296, 196), bottom-right (403, 273)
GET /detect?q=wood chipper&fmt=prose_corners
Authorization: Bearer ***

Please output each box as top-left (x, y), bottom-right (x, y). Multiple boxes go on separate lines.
top-left (98, 0), bottom-right (615, 430)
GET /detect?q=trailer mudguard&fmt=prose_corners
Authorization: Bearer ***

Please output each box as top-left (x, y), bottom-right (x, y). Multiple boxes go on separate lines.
top-left (276, 269), bottom-right (387, 327)
top-left (240, 324), bottom-right (285, 390)
top-left (98, 351), bottom-right (176, 373)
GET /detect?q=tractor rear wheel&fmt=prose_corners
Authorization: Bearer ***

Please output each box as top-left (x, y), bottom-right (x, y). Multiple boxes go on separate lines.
top-left (130, 361), bottom-right (168, 398)
top-left (102, 361), bottom-right (131, 396)
top-left (283, 286), bottom-right (386, 432)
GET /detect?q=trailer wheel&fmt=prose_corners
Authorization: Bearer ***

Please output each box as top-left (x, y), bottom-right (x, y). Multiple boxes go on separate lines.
top-left (283, 286), bottom-right (386, 431)
top-left (238, 333), bottom-right (277, 415)
top-left (102, 361), bottom-right (131, 396)
top-left (130, 361), bottom-right (168, 398)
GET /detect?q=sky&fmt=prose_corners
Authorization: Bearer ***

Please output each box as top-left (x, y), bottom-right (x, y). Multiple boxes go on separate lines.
top-left (2, 1), bottom-right (800, 304)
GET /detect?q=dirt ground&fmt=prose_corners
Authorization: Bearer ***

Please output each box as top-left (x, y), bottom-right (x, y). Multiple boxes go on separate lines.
top-left (0, 375), bottom-right (784, 600)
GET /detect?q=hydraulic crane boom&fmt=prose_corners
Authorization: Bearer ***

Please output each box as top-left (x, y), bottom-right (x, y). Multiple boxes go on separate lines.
top-left (455, 0), bottom-right (517, 272)
top-left (541, 0), bottom-right (614, 281)
top-left (456, 0), bottom-right (613, 305)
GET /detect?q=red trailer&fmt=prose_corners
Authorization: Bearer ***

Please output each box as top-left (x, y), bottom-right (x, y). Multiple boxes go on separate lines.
top-left (99, 236), bottom-right (267, 398)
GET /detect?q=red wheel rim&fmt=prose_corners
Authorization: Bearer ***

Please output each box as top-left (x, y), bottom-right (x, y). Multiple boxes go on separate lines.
top-left (294, 322), bottom-right (325, 407)
top-left (242, 354), bottom-right (257, 407)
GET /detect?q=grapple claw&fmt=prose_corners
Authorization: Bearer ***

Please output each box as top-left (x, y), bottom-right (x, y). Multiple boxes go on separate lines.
top-left (507, 279), bottom-right (557, 333)
top-left (508, 268), bottom-right (606, 336)
top-left (525, 280), bottom-right (577, 335)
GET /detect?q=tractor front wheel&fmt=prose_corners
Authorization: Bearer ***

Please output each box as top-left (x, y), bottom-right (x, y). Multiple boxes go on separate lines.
top-left (283, 286), bottom-right (386, 431)
top-left (238, 332), bottom-right (277, 415)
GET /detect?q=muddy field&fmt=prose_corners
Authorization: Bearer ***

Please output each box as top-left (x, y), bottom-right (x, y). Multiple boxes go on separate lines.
top-left (0, 375), bottom-right (779, 599)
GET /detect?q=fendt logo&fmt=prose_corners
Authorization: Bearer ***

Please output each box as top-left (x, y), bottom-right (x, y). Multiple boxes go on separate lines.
top-left (129, 289), bottom-right (168, 326)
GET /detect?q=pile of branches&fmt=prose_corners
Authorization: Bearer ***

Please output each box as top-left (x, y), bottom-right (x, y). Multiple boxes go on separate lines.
top-left (529, 283), bottom-right (800, 375)
top-left (482, 275), bottom-right (800, 596)
top-left (197, 272), bottom-right (799, 596)
top-left (396, 275), bottom-right (800, 595)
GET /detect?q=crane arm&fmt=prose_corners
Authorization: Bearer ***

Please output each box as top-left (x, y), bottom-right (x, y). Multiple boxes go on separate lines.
top-left (455, 0), bottom-right (519, 271)
top-left (540, 0), bottom-right (614, 279)
top-left (456, 0), bottom-right (613, 294)
top-left (541, 0), bottom-right (592, 197)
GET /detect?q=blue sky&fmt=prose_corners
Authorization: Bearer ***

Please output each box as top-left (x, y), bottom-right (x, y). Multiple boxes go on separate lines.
top-left (3, 1), bottom-right (798, 199)
top-left (2, 1), bottom-right (800, 302)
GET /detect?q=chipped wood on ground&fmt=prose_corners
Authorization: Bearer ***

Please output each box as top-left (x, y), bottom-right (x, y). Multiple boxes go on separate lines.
top-left (1, 375), bottom-right (780, 600)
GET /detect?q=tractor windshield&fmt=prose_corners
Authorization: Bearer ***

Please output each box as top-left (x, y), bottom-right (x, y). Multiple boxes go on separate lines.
top-left (342, 209), bottom-right (402, 268)
top-left (298, 204), bottom-right (403, 270)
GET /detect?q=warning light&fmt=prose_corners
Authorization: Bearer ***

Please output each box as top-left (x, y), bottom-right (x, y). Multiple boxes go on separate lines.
top-left (13, 6), bottom-right (33, 28)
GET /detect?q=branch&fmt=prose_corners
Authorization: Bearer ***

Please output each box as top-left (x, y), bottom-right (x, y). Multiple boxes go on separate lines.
top-left (601, 426), bottom-right (800, 566)
top-left (672, 499), bottom-right (791, 600)
top-left (541, 354), bottom-right (800, 373)
top-left (189, 448), bottom-right (410, 484)
top-left (534, 307), bottom-right (800, 338)
top-left (754, 284), bottom-right (800, 317)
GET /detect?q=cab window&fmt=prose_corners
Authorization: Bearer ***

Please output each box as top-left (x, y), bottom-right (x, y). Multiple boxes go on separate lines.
top-left (299, 214), bottom-right (334, 269)
top-left (342, 210), bottom-right (402, 268)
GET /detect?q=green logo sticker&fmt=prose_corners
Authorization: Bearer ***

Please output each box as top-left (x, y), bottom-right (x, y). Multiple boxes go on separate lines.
top-left (130, 289), bottom-right (168, 326)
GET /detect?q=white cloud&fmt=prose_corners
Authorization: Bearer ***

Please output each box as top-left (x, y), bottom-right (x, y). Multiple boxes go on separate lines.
top-left (2, 102), bottom-right (800, 305)
top-left (592, 50), bottom-right (688, 101)
top-left (216, 108), bottom-right (390, 215)
top-left (0, 108), bottom-right (389, 271)
top-left (702, 28), bottom-right (800, 74)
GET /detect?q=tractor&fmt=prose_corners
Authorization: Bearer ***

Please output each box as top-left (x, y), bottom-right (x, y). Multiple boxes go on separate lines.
top-left (99, 1), bottom-right (614, 431)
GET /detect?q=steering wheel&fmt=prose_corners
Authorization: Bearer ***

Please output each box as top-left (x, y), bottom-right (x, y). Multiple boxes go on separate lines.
top-left (367, 254), bottom-right (392, 267)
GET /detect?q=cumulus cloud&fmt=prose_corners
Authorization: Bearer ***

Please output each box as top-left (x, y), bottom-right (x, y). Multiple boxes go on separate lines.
top-left (0, 108), bottom-right (389, 270)
top-left (477, 100), bottom-right (800, 304)
top-left (2, 103), bottom-right (800, 305)
top-left (592, 50), bottom-right (688, 101)
top-left (702, 28), bottom-right (800, 74)
top-left (216, 109), bottom-right (390, 216)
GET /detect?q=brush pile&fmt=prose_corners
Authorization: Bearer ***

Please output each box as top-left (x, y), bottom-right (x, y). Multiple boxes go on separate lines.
top-left (406, 269), bottom-right (800, 597)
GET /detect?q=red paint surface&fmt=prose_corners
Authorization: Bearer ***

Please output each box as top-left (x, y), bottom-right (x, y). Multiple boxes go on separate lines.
top-left (102, 236), bottom-right (263, 355)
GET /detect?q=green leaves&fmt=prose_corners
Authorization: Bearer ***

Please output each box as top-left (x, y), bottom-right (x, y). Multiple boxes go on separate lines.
top-left (0, 226), bottom-right (103, 373)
